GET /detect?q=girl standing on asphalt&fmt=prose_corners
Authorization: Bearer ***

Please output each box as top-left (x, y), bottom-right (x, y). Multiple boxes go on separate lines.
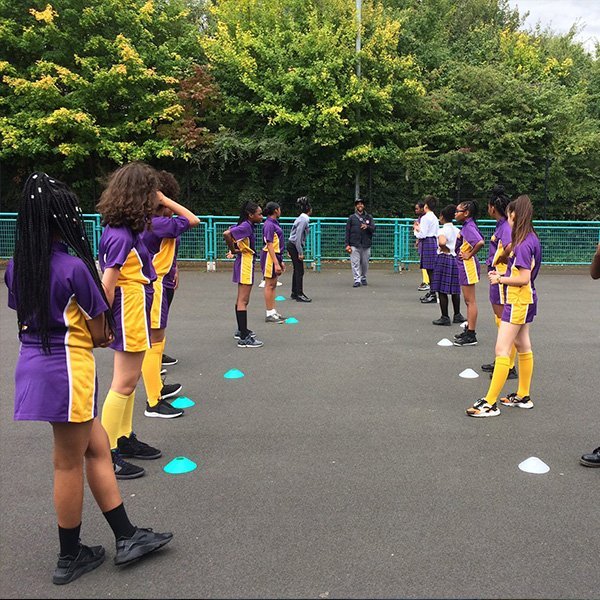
top-left (287, 196), bottom-right (312, 302)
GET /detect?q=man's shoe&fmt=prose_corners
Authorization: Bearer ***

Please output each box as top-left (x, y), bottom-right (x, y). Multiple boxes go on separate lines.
top-left (453, 331), bottom-right (478, 346)
top-left (361, 278), bottom-right (368, 286)
top-left (420, 293), bottom-right (437, 304)
top-left (432, 316), bottom-right (451, 326)
top-left (417, 283), bottom-right (430, 291)
top-left (53, 544), bottom-right (105, 585)
top-left (160, 383), bottom-right (182, 399)
top-left (453, 313), bottom-right (467, 323)
top-left (161, 354), bottom-right (178, 366)
top-left (265, 314), bottom-right (286, 323)
top-left (296, 294), bottom-right (312, 302)
top-left (112, 450), bottom-right (145, 480)
top-left (490, 366), bottom-right (518, 380)
top-left (580, 447), bottom-right (600, 467)
top-left (234, 329), bottom-right (255, 340)
top-left (481, 362), bottom-right (495, 372)
top-left (114, 528), bottom-right (173, 566)
top-left (238, 334), bottom-right (264, 348)
top-left (117, 433), bottom-right (162, 460)
top-left (353, 282), bottom-right (361, 287)
top-left (466, 399), bottom-right (500, 418)
top-left (500, 393), bottom-right (534, 409)
top-left (144, 399), bottom-right (184, 419)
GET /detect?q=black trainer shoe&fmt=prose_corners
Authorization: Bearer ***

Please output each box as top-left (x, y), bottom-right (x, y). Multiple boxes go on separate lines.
top-left (361, 278), bottom-right (368, 286)
top-left (490, 366), bottom-right (518, 380)
top-left (112, 450), bottom-right (145, 480)
top-left (353, 281), bottom-right (361, 288)
top-left (233, 329), bottom-right (255, 340)
top-left (580, 447), bottom-right (600, 467)
top-left (237, 334), bottom-right (264, 348)
top-left (453, 313), bottom-right (467, 323)
top-left (420, 293), bottom-right (437, 304)
top-left (144, 399), bottom-right (184, 419)
top-left (117, 433), bottom-right (162, 460)
top-left (500, 393), bottom-right (533, 409)
top-left (160, 383), bottom-right (182, 400)
top-left (432, 316), bottom-right (451, 326)
top-left (53, 543), bottom-right (105, 585)
top-left (161, 354), bottom-right (178, 366)
top-left (454, 329), bottom-right (468, 340)
top-left (290, 293), bottom-right (298, 299)
top-left (453, 331), bottom-right (478, 346)
top-left (114, 528), bottom-right (173, 566)
top-left (481, 361), bottom-right (495, 372)
top-left (296, 294), bottom-right (312, 302)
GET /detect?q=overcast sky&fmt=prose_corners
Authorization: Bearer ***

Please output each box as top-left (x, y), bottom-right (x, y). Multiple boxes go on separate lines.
top-left (507, 0), bottom-right (600, 54)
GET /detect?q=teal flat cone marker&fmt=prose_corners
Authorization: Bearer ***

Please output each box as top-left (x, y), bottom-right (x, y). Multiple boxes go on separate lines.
top-left (285, 317), bottom-right (299, 324)
top-left (170, 397), bottom-right (195, 409)
top-left (163, 456), bottom-right (197, 475)
top-left (224, 368), bottom-right (245, 379)
top-left (275, 295), bottom-right (286, 301)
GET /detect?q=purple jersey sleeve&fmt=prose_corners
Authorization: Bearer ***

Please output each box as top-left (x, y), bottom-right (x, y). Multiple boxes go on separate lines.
top-left (69, 261), bottom-right (108, 319)
top-left (4, 260), bottom-right (16, 310)
top-left (151, 216), bottom-right (191, 239)
top-left (512, 238), bottom-right (535, 271)
top-left (498, 220), bottom-right (512, 248)
top-left (263, 219), bottom-right (275, 244)
top-left (101, 228), bottom-right (134, 270)
top-left (462, 221), bottom-right (484, 247)
top-left (230, 220), bottom-right (253, 241)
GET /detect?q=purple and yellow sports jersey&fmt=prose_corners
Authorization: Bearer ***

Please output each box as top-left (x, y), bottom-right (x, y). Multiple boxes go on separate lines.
top-left (487, 218), bottom-right (512, 274)
top-left (230, 220), bottom-right (256, 285)
top-left (500, 232), bottom-right (542, 306)
top-left (456, 218), bottom-right (483, 285)
top-left (261, 218), bottom-right (284, 278)
top-left (5, 243), bottom-right (108, 423)
top-left (141, 216), bottom-right (190, 289)
top-left (98, 225), bottom-right (156, 287)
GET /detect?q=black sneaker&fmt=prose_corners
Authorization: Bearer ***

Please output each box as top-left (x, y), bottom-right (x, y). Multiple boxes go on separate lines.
top-left (161, 354), bottom-right (178, 366)
top-left (290, 293), bottom-right (299, 299)
top-left (453, 313), bottom-right (467, 323)
top-left (453, 331), bottom-right (478, 346)
top-left (296, 294), bottom-right (312, 302)
top-left (454, 329), bottom-right (468, 340)
top-left (361, 278), bottom-right (368, 286)
top-left (117, 433), bottom-right (162, 460)
top-left (144, 399), bottom-right (184, 419)
top-left (114, 528), bottom-right (173, 566)
top-left (53, 543), bottom-right (105, 585)
top-left (233, 329), bottom-right (255, 340)
top-left (112, 450), bottom-right (145, 480)
top-left (481, 361), bottom-right (495, 372)
top-left (353, 281), bottom-right (361, 287)
top-left (580, 447), bottom-right (600, 467)
top-left (420, 293), bottom-right (437, 303)
top-left (237, 334), bottom-right (264, 348)
top-left (490, 366), bottom-right (518, 380)
top-left (160, 383), bottom-right (182, 400)
top-left (432, 316), bottom-right (451, 326)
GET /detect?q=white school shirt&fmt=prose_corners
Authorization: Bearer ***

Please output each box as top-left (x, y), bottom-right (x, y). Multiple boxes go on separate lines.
top-left (414, 211), bottom-right (438, 239)
top-left (437, 222), bottom-right (458, 256)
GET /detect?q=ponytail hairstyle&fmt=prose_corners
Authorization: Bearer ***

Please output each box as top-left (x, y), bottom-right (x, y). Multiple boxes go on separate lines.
top-left (296, 196), bottom-right (311, 215)
top-left (459, 200), bottom-right (479, 221)
top-left (441, 204), bottom-right (457, 223)
top-left (14, 173), bottom-right (114, 353)
top-left (423, 194), bottom-right (437, 212)
top-left (507, 195), bottom-right (536, 246)
top-left (237, 200), bottom-right (261, 225)
top-left (263, 201), bottom-right (280, 217)
top-left (488, 184), bottom-right (510, 218)
top-left (96, 162), bottom-right (159, 233)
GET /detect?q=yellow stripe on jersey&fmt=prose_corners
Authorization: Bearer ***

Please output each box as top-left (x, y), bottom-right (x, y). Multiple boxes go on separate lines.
top-left (262, 233), bottom-right (281, 254)
top-left (491, 240), bottom-right (508, 275)
top-left (240, 252), bottom-right (254, 285)
top-left (264, 253), bottom-right (274, 279)
top-left (150, 276), bottom-right (164, 329)
top-left (509, 303), bottom-right (528, 325)
top-left (63, 296), bottom-right (96, 422)
top-left (153, 238), bottom-right (176, 278)
top-left (462, 258), bottom-right (479, 284)
top-left (120, 284), bottom-right (151, 352)
top-left (118, 248), bottom-right (150, 286)
top-left (236, 237), bottom-right (254, 255)
top-left (506, 256), bottom-right (535, 305)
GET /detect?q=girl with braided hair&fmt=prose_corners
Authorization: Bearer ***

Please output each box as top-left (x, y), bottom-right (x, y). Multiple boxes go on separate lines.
top-left (5, 173), bottom-right (172, 584)
top-left (223, 200), bottom-right (264, 347)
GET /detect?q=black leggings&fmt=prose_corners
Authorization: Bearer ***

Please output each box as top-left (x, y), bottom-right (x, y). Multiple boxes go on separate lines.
top-left (287, 241), bottom-right (304, 296)
top-left (439, 293), bottom-right (461, 318)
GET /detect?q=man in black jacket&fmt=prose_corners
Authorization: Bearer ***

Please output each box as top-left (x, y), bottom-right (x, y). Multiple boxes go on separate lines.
top-left (345, 199), bottom-right (376, 287)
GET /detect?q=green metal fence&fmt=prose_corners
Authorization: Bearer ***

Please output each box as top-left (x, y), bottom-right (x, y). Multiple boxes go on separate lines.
top-left (0, 213), bottom-right (598, 270)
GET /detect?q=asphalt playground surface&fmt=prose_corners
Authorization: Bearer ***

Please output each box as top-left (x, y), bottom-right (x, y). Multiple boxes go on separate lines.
top-left (1, 263), bottom-right (599, 599)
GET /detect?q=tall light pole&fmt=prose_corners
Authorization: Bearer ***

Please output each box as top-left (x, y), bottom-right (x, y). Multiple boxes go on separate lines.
top-left (355, 0), bottom-right (362, 201)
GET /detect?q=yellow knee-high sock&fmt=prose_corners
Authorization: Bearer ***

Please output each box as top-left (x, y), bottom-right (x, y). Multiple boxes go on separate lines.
top-left (509, 345), bottom-right (517, 369)
top-left (101, 389), bottom-right (129, 450)
top-left (422, 269), bottom-right (430, 284)
top-left (118, 391), bottom-right (136, 441)
top-left (142, 339), bottom-right (164, 408)
top-left (517, 351), bottom-right (534, 398)
top-left (484, 356), bottom-right (510, 404)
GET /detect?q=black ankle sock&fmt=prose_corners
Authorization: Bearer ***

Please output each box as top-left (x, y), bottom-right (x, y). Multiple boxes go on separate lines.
top-left (103, 503), bottom-right (136, 541)
top-left (58, 523), bottom-right (81, 558)
top-left (235, 309), bottom-right (249, 339)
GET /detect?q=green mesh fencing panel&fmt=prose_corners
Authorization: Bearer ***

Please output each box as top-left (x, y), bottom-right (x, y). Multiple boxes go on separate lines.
top-left (177, 222), bottom-right (207, 261)
top-left (0, 218), bottom-right (16, 258)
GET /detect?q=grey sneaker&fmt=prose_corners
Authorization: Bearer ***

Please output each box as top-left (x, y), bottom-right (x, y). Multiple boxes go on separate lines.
top-left (233, 329), bottom-right (255, 340)
top-left (114, 528), bottom-right (173, 566)
top-left (237, 334), bottom-right (264, 348)
top-left (265, 314), bottom-right (286, 323)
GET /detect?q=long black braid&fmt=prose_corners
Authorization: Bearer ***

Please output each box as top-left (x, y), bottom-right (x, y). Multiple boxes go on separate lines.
top-left (13, 173), bottom-right (114, 353)
top-left (237, 200), bottom-right (260, 224)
